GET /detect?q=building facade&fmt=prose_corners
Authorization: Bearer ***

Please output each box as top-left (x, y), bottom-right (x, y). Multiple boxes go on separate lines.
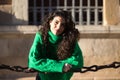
top-left (0, 0), bottom-right (120, 80)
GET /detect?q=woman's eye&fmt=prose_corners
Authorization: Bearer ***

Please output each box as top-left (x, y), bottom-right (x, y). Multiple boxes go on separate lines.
top-left (55, 21), bottom-right (58, 24)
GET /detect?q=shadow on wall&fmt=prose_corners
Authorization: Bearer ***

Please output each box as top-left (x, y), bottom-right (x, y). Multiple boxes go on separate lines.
top-left (0, 10), bottom-right (28, 25)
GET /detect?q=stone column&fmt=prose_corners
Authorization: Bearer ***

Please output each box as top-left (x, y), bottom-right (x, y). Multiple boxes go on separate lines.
top-left (103, 0), bottom-right (120, 26)
top-left (12, 0), bottom-right (28, 25)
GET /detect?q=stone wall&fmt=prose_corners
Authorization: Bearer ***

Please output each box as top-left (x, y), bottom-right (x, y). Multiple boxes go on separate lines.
top-left (12, 0), bottom-right (28, 25)
top-left (0, 26), bottom-right (120, 80)
top-left (0, 26), bottom-right (38, 80)
top-left (0, 5), bottom-right (12, 25)
top-left (0, 0), bottom-right (28, 25)
top-left (103, 0), bottom-right (120, 25)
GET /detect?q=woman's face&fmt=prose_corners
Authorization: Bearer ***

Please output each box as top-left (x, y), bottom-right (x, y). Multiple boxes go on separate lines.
top-left (49, 16), bottom-right (65, 35)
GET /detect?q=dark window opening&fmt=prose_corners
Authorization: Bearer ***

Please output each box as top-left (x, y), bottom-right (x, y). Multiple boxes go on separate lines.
top-left (0, 0), bottom-right (11, 5)
top-left (29, 0), bottom-right (103, 25)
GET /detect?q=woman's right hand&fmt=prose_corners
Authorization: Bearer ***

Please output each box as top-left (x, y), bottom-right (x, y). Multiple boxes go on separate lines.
top-left (63, 63), bottom-right (72, 72)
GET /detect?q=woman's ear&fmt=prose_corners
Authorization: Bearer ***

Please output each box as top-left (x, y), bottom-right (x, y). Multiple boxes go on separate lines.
top-left (49, 20), bottom-right (52, 23)
top-left (49, 20), bottom-right (52, 27)
top-left (49, 20), bottom-right (52, 24)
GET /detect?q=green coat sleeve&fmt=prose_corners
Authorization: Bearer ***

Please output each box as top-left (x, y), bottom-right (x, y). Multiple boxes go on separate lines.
top-left (59, 43), bottom-right (84, 69)
top-left (28, 32), bottom-right (65, 72)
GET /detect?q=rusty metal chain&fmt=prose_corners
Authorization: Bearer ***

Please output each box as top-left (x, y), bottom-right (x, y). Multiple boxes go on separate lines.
top-left (0, 61), bottom-right (120, 73)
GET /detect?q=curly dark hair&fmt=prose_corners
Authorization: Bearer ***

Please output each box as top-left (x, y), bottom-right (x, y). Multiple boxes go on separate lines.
top-left (39, 10), bottom-right (80, 60)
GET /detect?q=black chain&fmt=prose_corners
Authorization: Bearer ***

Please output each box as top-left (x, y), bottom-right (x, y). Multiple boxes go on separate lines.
top-left (0, 61), bottom-right (120, 73)
top-left (70, 61), bottom-right (120, 73)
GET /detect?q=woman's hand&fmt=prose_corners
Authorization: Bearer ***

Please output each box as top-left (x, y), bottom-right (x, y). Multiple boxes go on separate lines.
top-left (63, 63), bottom-right (72, 72)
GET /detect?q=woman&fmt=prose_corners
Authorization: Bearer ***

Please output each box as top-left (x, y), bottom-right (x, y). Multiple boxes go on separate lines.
top-left (28, 10), bottom-right (84, 80)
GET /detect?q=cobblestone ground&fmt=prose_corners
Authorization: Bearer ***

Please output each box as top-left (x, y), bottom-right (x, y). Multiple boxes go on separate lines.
top-left (15, 77), bottom-right (35, 80)
top-left (1, 73), bottom-right (82, 80)
top-left (0, 77), bottom-right (35, 80)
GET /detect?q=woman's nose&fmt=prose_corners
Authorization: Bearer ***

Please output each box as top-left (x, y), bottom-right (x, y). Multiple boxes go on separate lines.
top-left (56, 23), bottom-right (61, 29)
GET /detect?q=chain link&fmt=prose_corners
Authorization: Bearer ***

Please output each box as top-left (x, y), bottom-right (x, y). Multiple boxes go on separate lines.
top-left (0, 61), bottom-right (120, 73)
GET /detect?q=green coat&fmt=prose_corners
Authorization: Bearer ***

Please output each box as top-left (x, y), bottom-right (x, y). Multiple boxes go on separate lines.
top-left (28, 31), bottom-right (83, 80)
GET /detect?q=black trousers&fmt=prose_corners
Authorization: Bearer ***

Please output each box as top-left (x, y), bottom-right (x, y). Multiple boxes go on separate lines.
top-left (36, 73), bottom-right (41, 80)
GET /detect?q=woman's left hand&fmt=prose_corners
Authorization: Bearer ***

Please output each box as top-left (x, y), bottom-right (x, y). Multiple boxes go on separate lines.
top-left (63, 63), bottom-right (72, 72)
